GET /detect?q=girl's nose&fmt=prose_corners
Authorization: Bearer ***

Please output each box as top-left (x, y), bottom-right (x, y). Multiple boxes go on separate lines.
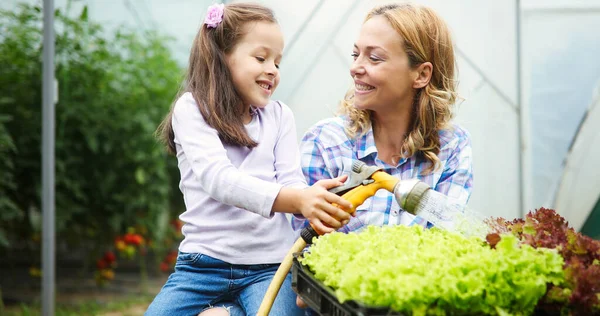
top-left (265, 63), bottom-right (278, 77)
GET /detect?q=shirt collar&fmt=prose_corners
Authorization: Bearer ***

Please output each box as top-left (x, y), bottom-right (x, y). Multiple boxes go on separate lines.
top-left (354, 123), bottom-right (409, 167)
top-left (249, 105), bottom-right (258, 116)
top-left (355, 125), bottom-right (378, 159)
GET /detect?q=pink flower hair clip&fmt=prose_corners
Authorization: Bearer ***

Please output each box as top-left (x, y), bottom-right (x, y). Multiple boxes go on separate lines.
top-left (204, 3), bottom-right (225, 28)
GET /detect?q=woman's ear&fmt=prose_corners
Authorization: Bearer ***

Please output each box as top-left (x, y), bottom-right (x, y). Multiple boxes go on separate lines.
top-left (413, 62), bottom-right (432, 89)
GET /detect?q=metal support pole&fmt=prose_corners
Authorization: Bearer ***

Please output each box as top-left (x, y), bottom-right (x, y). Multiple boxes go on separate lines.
top-left (42, 0), bottom-right (56, 315)
top-left (516, 0), bottom-right (530, 218)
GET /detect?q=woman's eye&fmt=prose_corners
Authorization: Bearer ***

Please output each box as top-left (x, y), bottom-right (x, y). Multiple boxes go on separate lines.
top-left (369, 55), bottom-right (381, 62)
top-left (256, 57), bottom-right (265, 62)
top-left (351, 52), bottom-right (358, 59)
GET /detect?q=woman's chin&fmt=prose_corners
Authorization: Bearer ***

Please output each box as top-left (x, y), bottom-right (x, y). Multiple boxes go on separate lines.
top-left (352, 102), bottom-right (371, 111)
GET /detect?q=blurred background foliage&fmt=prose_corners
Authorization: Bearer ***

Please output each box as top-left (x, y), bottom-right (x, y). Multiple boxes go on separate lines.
top-left (0, 1), bottom-right (184, 276)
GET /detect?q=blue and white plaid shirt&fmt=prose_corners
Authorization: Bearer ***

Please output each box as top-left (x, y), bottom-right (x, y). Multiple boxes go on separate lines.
top-left (291, 116), bottom-right (473, 233)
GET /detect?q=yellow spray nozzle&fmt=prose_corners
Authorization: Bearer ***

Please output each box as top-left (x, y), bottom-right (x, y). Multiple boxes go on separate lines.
top-left (309, 169), bottom-right (399, 236)
top-left (339, 170), bottom-right (398, 213)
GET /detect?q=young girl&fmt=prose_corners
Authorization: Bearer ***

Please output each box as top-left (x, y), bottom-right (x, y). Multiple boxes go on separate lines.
top-left (145, 3), bottom-right (352, 316)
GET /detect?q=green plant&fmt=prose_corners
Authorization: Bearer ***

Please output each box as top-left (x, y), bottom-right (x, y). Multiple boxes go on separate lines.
top-left (0, 3), bottom-right (183, 254)
top-left (0, 114), bottom-right (20, 247)
top-left (488, 208), bottom-right (600, 315)
top-left (303, 225), bottom-right (564, 315)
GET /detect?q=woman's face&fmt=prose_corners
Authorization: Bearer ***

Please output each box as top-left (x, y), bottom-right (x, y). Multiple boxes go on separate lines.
top-left (350, 16), bottom-right (418, 114)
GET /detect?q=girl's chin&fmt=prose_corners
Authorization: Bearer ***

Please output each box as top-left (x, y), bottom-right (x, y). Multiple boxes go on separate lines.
top-left (247, 99), bottom-right (269, 108)
top-left (252, 103), bottom-right (269, 109)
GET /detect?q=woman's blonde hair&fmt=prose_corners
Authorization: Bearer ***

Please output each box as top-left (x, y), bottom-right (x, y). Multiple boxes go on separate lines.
top-left (341, 3), bottom-right (458, 171)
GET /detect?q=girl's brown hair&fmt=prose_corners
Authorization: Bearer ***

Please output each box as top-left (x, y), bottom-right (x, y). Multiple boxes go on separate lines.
top-left (341, 3), bottom-right (458, 171)
top-left (158, 3), bottom-right (277, 154)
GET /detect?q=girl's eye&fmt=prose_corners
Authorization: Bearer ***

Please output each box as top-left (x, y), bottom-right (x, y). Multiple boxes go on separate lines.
top-left (275, 64), bottom-right (280, 69)
top-left (256, 57), bottom-right (265, 62)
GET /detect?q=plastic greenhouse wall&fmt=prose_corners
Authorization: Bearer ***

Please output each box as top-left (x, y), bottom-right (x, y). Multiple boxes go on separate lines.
top-left (2, 0), bottom-right (599, 231)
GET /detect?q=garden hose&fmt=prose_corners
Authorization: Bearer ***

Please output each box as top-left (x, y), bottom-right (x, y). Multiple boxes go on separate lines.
top-left (257, 162), bottom-right (399, 316)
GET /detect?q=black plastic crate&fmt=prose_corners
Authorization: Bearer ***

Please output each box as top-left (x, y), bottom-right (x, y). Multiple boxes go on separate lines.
top-left (291, 254), bottom-right (558, 316)
top-left (291, 254), bottom-right (402, 316)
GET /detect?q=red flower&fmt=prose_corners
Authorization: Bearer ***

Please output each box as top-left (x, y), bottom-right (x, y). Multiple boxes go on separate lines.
top-left (160, 262), bottom-right (170, 272)
top-left (171, 219), bottom-right (183, 231)
top-left (97, 259), bottom-right (108, 270)
top-left (165, 250), bottom-right (177, 264)
top-left (103, 251), bottom-right (116, 263)
top-left (123, 233), bottom-right (144, 246)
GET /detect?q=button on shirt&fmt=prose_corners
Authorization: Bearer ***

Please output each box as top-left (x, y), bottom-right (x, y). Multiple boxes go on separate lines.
top-left (291, 116), bottom-right (473, 233)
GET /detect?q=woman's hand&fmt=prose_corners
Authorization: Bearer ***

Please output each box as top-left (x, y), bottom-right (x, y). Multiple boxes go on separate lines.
top-left (296, 175), bottom-right (354, 234)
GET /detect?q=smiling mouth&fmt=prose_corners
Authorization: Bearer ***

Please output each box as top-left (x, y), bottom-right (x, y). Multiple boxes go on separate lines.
top-left (355, 83), bottom-right (374, 91)
top-left (258, 82), bottom-right (272, 90)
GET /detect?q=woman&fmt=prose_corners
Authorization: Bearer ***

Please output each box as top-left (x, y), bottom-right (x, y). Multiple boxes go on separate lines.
top-left (293, 2), bottom-right (473, 235)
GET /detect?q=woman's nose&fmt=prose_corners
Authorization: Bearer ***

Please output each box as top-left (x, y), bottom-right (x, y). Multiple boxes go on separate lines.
top-left (350, 59), bottom-right (365, 77)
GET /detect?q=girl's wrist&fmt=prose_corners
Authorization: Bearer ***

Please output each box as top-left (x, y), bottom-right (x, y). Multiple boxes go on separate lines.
top-left (275, 187), bottom-right (303, 214)
top-left (291, 188), bottom-right (304, 214)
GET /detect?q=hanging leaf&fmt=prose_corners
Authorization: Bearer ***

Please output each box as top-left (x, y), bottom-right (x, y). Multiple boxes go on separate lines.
top-left (79, 6), bottom-right (88, 21)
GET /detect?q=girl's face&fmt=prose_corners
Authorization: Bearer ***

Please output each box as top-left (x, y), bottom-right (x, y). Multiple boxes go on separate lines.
top-left (226, 21), bottom-right (283, 111)
top-left (350, 16), bottom-right (420, 115)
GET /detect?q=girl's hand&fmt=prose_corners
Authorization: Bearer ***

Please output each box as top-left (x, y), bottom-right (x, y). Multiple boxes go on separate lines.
top-left (297, 175), bottom-right (353, 234)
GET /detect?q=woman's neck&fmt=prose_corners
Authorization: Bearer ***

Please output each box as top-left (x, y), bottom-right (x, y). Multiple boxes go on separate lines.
top-left (371, 108), bottom-right (412, 165)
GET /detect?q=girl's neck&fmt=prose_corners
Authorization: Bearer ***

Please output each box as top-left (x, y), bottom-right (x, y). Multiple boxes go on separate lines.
top-left (371, 106), bottom-right (412, 165)
top-left (243, 113), bottom-right (252, 124)
top-left (242, 104), bottom-right (252, 124)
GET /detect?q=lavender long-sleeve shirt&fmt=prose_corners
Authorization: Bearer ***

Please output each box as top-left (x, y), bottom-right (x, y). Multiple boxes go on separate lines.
top-left (172, 92), bottom-right (306, 264)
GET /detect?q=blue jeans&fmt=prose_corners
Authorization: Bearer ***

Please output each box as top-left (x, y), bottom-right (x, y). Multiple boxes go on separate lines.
top-left (145, 252), bottom-right (305, 316)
